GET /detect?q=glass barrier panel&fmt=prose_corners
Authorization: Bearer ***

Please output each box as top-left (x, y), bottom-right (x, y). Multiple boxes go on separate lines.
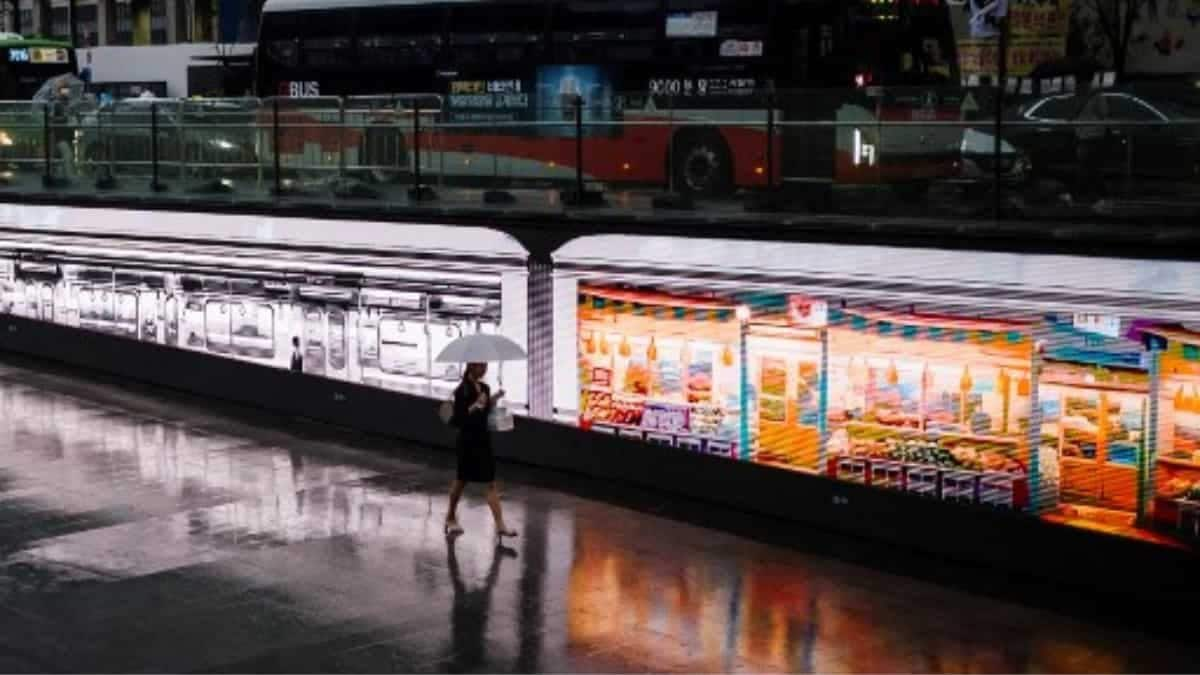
top-left (0, 101), bottom-right (47, 191)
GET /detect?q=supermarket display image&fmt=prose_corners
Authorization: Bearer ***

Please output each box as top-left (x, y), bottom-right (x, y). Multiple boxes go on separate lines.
top-left (823, 310), bottom-right (1035, 509)
top-left (570, 281), bottom-right (1200, 548)
top-left (578, 286), bottom-right (743, 457)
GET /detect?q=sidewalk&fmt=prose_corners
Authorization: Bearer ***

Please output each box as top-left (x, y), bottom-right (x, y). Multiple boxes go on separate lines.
top-left (0, 358), bottom-right (1195, 673)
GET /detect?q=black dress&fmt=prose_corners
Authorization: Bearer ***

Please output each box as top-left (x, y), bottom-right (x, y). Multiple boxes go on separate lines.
top-left (451, 380), bottom-right (496, 483)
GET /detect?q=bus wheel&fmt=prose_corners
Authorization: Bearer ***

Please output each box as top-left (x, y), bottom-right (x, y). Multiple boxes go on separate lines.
top-left (672, 132), bottom-right (732, 198)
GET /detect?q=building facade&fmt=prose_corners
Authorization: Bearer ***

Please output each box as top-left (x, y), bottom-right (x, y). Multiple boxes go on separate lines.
top-left (5, 0), bottom-right (262, 46)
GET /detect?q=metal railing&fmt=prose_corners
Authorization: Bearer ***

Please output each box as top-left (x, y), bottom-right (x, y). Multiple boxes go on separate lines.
top-left (2, 86), bottom-right (1199, 223)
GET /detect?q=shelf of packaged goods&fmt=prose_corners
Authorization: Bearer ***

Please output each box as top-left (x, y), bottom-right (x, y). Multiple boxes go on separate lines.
top-left (846, 421), bottom-right (1022, 447)
top-left (824, 454), bottom-right (1029, 509)
top-left (589, 420), bottom-right (738, 458)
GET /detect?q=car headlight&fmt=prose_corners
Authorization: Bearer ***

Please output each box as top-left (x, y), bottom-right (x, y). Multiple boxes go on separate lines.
top-left (0, 131), bottom-right (12, 147)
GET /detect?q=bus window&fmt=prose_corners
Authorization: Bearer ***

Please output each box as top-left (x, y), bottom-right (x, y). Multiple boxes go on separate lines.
top-left (304, 36), bottom-right (354, 69)
top-left (301, 12), bottom-right (355, 69)
top-left (550, 0), bottom-right (659, 65)
top-left (260, 9), bottom-right (353, 70)
top-left (447, 1), bottom-right (545, 66)
top-left (356, 4), bottom-right (445, 69)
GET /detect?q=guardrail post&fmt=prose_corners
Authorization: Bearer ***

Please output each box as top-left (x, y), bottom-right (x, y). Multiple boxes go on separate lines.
top-left (563, 94), bottom-right (602, 206)
top-left (745, 92), bottom-right (780, 212)
top-left (413, 101), bottom-right (422, 190)
top-left (574, 94), bottom-right (584, 198)
top-left (41, 105), bottom-right (51, 186)
top-left (338, 98), bottom-right (346, 181)
top-left (407, 98), bottom-right (435, 201)
top-left (766, 93), bottom-right (776, 192)
top-left (272, 98), bottom-right (282, 196)
top-left (150, 102), bottom-right (165, 192)
top-left (651, 94), bottom-right (694, 210)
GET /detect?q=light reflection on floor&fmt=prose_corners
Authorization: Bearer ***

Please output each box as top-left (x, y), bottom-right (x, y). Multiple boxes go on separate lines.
top-left (0, 360), bottom-right (1194, 673)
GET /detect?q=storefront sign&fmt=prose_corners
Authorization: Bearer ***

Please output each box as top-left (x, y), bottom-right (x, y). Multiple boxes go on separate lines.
top-left (1073, 313), bottom-right (1121, 338)
top-left (788, 296), bottom-right (828, 328)
top-left (642, 402), bottom-right (689, 434)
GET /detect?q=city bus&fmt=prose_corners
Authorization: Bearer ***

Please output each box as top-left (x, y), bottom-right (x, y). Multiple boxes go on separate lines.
top-left (255, 0), bottom-right (965, 199)
top-left (0, 33), bottom-right (77, 99)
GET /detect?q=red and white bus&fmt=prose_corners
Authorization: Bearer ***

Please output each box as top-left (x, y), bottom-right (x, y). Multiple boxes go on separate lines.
top-left (255, 0), bottom-right (966, 198)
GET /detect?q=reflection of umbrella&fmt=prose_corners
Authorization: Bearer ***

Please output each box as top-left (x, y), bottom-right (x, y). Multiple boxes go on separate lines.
top-left (435, 333), bottom-right (527, 363)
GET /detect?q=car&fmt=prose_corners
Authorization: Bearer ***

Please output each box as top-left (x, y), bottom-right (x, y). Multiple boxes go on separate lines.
top-left (1003, 87), bottom-right (1200, 194)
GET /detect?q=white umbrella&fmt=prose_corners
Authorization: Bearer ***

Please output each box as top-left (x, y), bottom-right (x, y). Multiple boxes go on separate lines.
top-left (435, 333), bottom-right (527, 364)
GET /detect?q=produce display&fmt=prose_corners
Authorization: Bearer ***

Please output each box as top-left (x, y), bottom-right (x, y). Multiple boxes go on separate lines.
top-left (845, 436), bottom-right (1025, 474)
top-left (1160, 476), bottom-right (1200, 501)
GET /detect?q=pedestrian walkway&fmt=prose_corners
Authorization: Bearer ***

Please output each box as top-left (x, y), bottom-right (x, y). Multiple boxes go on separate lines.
top-left (0, 358), bottom-right (1195, 673)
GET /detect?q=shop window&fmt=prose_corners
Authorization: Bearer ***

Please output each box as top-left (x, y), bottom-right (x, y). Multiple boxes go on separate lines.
top-left (150, 0), bottom-right (168, 44)
top-left (50, 6), bottom-right (69, 41)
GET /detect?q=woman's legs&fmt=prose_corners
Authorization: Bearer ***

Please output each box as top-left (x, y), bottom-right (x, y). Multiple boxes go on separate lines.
top-left (486, 482), bottom-right (517, 536)
top-left (446, 479), bottom-right (466, 531)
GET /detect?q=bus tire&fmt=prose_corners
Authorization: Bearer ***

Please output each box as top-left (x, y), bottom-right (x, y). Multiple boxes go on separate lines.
top-left (671, 130), bottom-right (733, 198)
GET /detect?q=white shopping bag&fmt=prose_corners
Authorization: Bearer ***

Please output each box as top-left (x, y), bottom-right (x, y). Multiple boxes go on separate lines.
top-left (488, 403), bottom-right (514, 432)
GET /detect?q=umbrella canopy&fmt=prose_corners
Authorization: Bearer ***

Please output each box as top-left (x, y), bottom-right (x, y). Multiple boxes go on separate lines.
top-left (435, 333), bottom-right (527, 363)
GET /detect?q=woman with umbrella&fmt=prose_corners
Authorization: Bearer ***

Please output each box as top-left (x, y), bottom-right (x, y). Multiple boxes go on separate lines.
top-left (439, 333), bottom-right (525, 539)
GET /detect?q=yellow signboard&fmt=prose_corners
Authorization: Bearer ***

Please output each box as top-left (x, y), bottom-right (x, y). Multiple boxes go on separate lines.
top-left (30, 47), bottom-right (70, 64)
top-left (954, 0), bottom-right (1073, 76)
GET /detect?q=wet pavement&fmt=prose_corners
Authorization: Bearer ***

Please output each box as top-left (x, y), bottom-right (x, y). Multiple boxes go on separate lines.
top-left (0, 358), bottom-right (1197, 673)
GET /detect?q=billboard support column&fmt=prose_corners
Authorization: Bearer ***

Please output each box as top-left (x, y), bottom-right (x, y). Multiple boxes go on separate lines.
top-left (817, 328), bottom-right (830, 466)
top-left (1026, 339), bottom-right (1043, 514)
top-left (1140, 340), bottom-right (1164, 524)
top-left (527, 257), bottom-right (554, 420)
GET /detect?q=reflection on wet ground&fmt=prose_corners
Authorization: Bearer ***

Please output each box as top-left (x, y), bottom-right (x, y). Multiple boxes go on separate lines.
top-left (0, 359), bottom-right (1196, 673)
